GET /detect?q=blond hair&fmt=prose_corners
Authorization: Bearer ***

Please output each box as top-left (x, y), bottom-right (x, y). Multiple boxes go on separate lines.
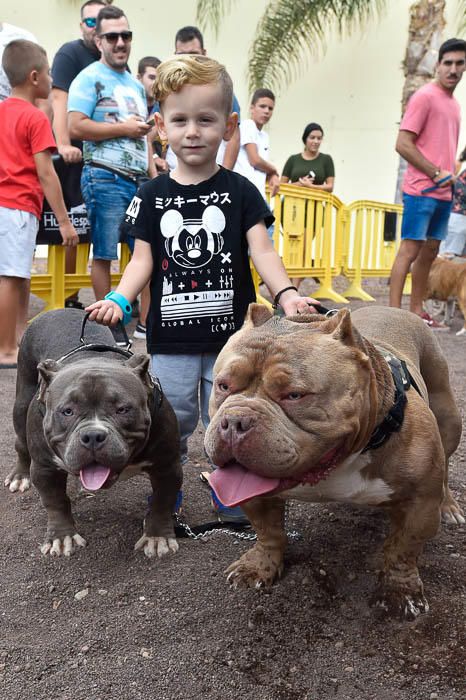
top-left (154, 55), bottom-right (233, 115)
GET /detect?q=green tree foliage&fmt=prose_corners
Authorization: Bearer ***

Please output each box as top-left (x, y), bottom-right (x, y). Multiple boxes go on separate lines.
top-left (196, 0), bottom-right (386, 93)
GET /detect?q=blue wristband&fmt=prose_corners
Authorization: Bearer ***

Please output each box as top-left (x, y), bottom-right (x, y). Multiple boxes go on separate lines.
top-left (104, 291), bottom-right (133, 326)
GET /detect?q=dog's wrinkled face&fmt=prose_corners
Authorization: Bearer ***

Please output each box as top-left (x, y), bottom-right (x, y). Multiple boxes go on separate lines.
top-left (37, 354), bottom-right (153, 490)
top-left (205, 305), bottom-right (377, 506)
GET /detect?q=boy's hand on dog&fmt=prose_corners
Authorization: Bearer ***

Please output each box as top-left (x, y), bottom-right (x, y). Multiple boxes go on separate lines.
top-left (85, 300), bottom-right (123, 326)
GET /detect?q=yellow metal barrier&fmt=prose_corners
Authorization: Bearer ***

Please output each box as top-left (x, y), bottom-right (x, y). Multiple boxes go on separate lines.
top-left (30, 243), bottom-right (131, 311)
top-left (269, 184), bottom-right (348, 304)
top-left (340, 200), bottom-right (403, 301)
top-left (31, 195), bottom-right (409, 313)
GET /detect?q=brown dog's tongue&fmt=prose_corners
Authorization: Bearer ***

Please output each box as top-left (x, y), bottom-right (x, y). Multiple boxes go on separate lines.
top-left (80, 465), bottom-right (111, 491)
top-left (209, 464), bottom-right (280, 507)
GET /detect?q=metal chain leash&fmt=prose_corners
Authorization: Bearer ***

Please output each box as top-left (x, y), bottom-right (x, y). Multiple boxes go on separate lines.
top-left (173, 502), bottom-right (301, 542)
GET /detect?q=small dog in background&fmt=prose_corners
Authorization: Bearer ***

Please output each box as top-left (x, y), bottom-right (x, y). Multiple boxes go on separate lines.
top-left (425, 257), bottom-right (466, 336)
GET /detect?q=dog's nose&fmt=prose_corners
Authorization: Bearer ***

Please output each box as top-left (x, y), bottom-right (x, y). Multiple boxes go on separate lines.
top-left (220, 414), bottom-right (254, 436)
top-left (80, 429), bottom-right (108, 449)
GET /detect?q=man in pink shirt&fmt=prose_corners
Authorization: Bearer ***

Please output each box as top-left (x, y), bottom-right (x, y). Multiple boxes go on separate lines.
top-left (389, 37), bottom-right (466, 329)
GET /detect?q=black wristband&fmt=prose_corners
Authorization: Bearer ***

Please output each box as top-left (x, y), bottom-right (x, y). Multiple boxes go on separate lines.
top-left (272, 285), bottom-right (298, 309)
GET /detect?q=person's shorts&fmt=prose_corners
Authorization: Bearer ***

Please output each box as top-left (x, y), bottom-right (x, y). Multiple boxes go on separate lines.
top-left (81, 165), bottom-right (137, 260)
top-left (0, 207), bottom-right (38, 278)
top-left (401, 193), bottom-right (452, 241)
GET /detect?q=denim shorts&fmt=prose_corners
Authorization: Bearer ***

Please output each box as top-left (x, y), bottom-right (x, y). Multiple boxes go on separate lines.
top-left (401, 193), bottom-right (452, 241)
top-left (0, 206), bottom-right (38, 278)
top-left (81, 165), bottom-right (137, 260)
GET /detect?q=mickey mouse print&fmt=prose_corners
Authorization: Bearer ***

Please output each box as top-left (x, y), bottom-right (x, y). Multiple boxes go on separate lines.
top-left (124, 169), bottom-right (273, 354)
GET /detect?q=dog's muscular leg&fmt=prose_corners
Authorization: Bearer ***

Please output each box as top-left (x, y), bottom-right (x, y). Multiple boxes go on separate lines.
top-left (5, 381), bottom-right (36, 493)
top-left (420, 340), bottom-right (464, 524)
top-left (373, 497), bottom-right (440, 620)
top-left (135, 464), bottom-right (182, 559)
top-left (225, 496), bottom-right (287, 589)
top-left (31, 464), bottom-right (86, 556)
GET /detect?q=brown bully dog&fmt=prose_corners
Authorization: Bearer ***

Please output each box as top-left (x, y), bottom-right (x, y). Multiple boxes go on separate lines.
top-left (425, 256), bottom-right (466, 335)
top-left (205, 305), bottom-right (463, 620)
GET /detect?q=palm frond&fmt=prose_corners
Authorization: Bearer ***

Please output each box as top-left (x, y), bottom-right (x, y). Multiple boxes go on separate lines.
top-left (196, 0), bottom-right (238, 38)
top-left (247, 0), bottom-right (386, 94)
top-left (456, 0), bottom-right (466, 35)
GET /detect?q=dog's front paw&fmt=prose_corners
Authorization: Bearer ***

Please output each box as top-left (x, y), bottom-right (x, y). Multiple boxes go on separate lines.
top-left (4, 469), bottom-right (31, 493)
top-left (441, 489), bottom-right (465, 525)
top-left (40, 533), bottom-right (87, 557)
top-left (134, 535), bottom-right (179, 559)
top-left (225, 547), bottom-right (284, 590)
top-left (372, 582), bottom-right (429, 621)
top-left (373, 591), bottom-right (429, 621)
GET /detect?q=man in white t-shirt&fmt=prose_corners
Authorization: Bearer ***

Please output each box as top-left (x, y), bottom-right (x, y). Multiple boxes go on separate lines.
top-left (234, 88), bottom-right (280, 198)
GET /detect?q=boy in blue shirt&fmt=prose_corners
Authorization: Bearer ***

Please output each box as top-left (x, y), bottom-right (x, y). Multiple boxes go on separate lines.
top-left (86, 55), bottom-right (319, 509)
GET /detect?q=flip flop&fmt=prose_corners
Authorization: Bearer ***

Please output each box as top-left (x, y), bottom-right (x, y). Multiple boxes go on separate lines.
top-left (0, 362), bottom-right (17, 369)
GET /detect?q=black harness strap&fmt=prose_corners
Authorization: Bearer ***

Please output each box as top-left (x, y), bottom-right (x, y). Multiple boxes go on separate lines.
top-left (38, 312), bottom-right (164, 411)
top-left (362, 348), bottom-right (420, 453)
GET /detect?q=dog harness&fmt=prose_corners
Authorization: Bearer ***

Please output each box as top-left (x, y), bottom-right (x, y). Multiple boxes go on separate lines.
top-left (38, 313), bottom-right (164, 412)
top-left (362, 348), bottom-right (420, 453)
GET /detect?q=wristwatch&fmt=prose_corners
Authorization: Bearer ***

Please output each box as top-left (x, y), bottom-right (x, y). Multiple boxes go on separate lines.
top-left (433, 168), bottom-right (441, 179)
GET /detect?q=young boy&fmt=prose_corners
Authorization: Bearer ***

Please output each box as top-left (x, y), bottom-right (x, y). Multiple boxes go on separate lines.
top-left (234, 88), bottom-right (280, 198)
top-left (137, 55), bottom-right (161, 117)
top-left (86, 55), bottom-right (318, 489)
top-left (0, 40), bottom-right (78, 368)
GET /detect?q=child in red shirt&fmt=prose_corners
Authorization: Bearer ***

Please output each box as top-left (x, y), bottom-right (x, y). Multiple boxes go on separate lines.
top-left (0, 39), bottom-right (78, 368)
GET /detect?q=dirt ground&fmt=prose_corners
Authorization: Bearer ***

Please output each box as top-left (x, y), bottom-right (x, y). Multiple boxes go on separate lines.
top-left (1, 279), bottom-right (465, 700)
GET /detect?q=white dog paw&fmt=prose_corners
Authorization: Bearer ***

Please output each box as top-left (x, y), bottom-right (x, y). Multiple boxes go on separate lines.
top-left (134, 535), bottom-right (179, 559)
top-left (442, 508), bottom-right (466, 525)
top-left (5, 475), bottom-right (31, 493)
top-left (455, 327), bottom-right (466, 336)
top-left (40, 533), bottom-right (87, 557)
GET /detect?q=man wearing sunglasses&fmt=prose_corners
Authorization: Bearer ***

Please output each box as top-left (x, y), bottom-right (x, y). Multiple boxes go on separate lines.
top-left (51, 1), bottom-right (107, 166)
top-left (68, 5), bottom-right (154, 302)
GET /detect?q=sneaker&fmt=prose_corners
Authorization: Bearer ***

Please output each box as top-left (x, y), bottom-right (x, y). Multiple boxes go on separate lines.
top-left (133, 322), bottom-right (146, 340)
top-left (65, 298), bottom-right (84, 310)
top-left (420, 312), bottom-right (449, 332)
top-left (110, 324), bottom-right (132, 347)
top-left (210, 488), bottom-right (250, 524)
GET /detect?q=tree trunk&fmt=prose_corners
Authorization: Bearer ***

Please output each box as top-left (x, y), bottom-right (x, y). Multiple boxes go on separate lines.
top-left (394, 0), bottom-right (446, 202)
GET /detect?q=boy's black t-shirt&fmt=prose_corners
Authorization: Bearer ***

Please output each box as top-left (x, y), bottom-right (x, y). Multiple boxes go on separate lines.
top-left (125, 168), bottom-right (274, 354)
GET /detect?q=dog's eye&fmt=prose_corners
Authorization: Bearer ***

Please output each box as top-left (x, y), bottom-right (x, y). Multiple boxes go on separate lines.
top-left (62, 407), bottom-right (74, 416)
top-left (286, 392), bottom-right (303, 401)
top-left (218, 382), bottom-right (229, 392)
top-left (116, 406), bottom-right (131, 414)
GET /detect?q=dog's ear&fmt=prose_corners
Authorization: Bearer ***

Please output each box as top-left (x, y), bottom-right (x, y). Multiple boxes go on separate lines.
top-left (244, 303), bottom-right (273, 328)
top-left (125, 353), bottom-right (153, 389)
top-left (37, 359), bottom-right (61, 403)
top-left (329, 309), bottom-right (357, 346)
top-left (125, 353), bottom-right (150, 374)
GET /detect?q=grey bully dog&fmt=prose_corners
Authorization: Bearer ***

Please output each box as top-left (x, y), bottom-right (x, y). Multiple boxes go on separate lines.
top-left (5, 309), bottom-right (182, 559)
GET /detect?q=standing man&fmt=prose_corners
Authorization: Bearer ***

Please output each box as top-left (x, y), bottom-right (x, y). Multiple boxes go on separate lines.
top-left (51, 0), bottom-right (107, 165)
top-left (389, 37), bottom-right (466, 328)
top-left (50, 0), bottom-right (108, 309)
top-left (68, 4), bottom-right (153, 301)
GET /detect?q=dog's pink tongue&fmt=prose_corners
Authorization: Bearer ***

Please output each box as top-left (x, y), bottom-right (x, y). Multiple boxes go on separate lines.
top-left (80, 464), bottom-right (111, 491)
top-left (209, 464), bottom-right (280, 507)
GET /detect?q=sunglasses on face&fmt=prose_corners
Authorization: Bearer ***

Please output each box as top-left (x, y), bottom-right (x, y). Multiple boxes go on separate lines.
top-left (82, 17), bottom-right (97, 28)
top-left (99, 31), bottom-right (133, 43)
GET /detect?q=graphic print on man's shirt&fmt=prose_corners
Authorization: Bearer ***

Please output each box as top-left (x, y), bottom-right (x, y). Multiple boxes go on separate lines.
top-left (159, 205), bottom-right (233, 325)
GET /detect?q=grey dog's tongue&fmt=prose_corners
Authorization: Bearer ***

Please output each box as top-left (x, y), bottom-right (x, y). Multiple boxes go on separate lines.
top-left (209, 464), bottom-right (280, 507)
top-left (80, 464), bottom-right (111, 491)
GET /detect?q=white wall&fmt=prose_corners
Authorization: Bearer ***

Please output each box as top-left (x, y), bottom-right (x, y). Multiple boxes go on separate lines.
top-left (1, 0), bottom-right (465, 204)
